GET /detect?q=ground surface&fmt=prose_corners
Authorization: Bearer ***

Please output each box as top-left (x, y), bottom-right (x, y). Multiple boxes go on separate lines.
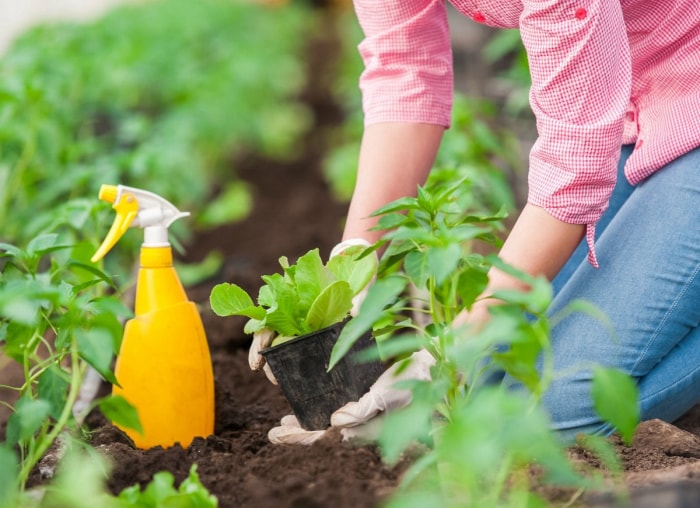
top-left (6, 7), bottom-right (700, 508)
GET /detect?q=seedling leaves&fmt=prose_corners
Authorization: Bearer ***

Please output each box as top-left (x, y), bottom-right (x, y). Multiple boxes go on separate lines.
top-left (99, 395), bottom-right (144, 436)
top-left (118, 464), bottom-right (217, 507)
top-left (38, 365), bottom-right (70, 420)
top-left (294, 249), bottom-right (334, 312)
top-left (209, 283), bottom-right (265, 320)
top-left (76, 328), bottom-right (118, 386)
top-left (6, 395), bottom-right (52, 447)
top-left (0, 445), bottom-right (18, 506)
top-left (426, 243), bottom-right (462, 285)
top-left (591, 367), bottom-right (639, 445)
top-left (327, 245), bottom-right (377, 296)
top-left (329, 275), bottom-right (407, 371)
top-left (305, 281), bottom-right (353, 331)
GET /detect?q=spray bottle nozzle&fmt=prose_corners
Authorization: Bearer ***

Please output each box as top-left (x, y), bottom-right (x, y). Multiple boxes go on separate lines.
top-left (98, 184), bottom-right (119, 205)
top-left (91, 184), bottom-right (190, 264)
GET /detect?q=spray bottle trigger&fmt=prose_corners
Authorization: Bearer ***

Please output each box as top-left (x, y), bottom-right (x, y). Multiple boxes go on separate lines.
top-left (91, 190), bottom-right (140, 263)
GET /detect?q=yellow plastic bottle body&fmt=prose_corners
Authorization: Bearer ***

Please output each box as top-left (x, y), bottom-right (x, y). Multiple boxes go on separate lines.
top-left (113, 246), bottom-right (215, 449)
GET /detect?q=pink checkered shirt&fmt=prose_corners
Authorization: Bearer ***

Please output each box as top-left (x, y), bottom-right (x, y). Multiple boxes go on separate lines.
top-left (353, 0), bottom-right (700, 266)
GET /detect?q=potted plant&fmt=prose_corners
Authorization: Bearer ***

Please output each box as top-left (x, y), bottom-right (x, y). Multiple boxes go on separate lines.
top-left (209, 246), bottom-right (385, 430)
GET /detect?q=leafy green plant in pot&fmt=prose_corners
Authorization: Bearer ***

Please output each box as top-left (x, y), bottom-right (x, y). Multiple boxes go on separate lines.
top-left (209, 246), bottom-right (384, 430)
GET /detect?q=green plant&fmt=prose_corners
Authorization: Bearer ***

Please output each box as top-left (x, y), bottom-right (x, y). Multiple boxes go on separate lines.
top-left (209, 246), bottom-right (376, 344)
top-left (482, 29), bottom-right (532, 116)
top-left (117, 464), bottom-right (217, 507)
top-left (31, 435), bottom-right (217, 508)
top-left (0, 228), bottom-right (141, 501)
top-left (0, 0), bottom-right (318, 281)
top-left (328, 163), bottom-right (640, 506)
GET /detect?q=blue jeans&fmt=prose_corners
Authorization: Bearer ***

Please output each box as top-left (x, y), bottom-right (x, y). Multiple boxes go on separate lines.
top-left (538, 144), bottom-right (700, 444)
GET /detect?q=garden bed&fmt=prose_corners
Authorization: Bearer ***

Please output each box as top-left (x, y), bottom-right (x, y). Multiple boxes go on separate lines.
top-left (38, 140), bottom-right (700, 507)
top-left (33, 95), bottom-right (700, 507)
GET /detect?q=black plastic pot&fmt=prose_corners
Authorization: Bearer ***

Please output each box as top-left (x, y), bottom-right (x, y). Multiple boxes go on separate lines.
top-left (260, 320), bottom-right (385, 430)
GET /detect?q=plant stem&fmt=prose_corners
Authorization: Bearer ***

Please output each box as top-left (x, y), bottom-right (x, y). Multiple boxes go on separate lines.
top-left (17, 335), bottom-right (85, 490)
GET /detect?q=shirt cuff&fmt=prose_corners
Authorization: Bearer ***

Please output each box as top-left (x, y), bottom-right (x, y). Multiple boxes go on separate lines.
top-left (586, 223), bottom-right (599, 268)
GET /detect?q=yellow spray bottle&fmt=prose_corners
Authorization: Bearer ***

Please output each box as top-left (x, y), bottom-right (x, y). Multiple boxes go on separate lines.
top-left (91, 184), bottom-right (214, 449)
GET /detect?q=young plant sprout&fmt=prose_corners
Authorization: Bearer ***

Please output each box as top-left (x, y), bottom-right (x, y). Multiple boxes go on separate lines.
top-left (209, 246), bottom-right (377, 345)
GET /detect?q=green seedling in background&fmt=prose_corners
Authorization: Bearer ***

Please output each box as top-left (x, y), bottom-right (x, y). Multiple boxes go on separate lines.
top-left (0, 232), bottom-right (140, 501)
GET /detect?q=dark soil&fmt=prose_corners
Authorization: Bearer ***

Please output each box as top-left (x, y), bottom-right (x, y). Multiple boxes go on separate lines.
top-left (7, 8), bottom-right (700, 508)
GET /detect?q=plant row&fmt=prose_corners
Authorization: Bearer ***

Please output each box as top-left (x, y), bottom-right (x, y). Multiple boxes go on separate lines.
top-left (0, 0), bottom-right (321, 505)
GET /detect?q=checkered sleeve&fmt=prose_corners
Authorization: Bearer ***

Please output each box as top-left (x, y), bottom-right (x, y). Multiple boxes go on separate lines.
top-left (521, 0), bottom-right (632, 266)
top-left (352, 0), bottom-right (453, 127)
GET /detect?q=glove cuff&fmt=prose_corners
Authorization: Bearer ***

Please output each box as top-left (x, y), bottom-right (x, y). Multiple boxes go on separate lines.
top-left (330, 238), bottom-right (372, 259)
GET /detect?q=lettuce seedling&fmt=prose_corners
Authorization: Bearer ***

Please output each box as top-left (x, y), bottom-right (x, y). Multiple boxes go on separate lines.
top-left (209, 246), bottom-right (376, 345)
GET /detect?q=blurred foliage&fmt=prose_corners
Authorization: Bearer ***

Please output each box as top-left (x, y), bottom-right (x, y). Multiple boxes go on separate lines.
top-left (0, 0), bottom-right (317, 279)
top-left (482, 29), bottom-right (531, 116)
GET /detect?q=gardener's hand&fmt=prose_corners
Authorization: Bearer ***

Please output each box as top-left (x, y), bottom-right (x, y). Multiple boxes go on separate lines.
top-left (247, 239), bottom-right (375, 385)
top-left (267, 349), bottom-right (435, 445)
top-left (248, 328), bottom-right (280, 385)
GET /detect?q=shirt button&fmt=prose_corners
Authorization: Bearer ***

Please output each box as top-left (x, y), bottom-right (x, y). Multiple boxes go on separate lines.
top-left (473, 11), bottom-right (486, 23)
top-left (575, 7), bottom-right (587, 19)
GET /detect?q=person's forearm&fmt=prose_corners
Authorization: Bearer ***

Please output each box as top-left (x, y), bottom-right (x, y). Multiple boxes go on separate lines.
top-left (343, 122), bottom-right (445, 243)
top-left (488, 203), bottom-right (585, 293)
top-left (455, 204), bottom-right (584, 326)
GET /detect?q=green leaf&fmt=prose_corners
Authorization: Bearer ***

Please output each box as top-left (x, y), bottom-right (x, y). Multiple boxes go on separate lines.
top-left (3, 322), bottom-right (34, 362)
top-left (591, 367), bottom-right (640, 445)
top-left (178, 464), bottom-right (218, 507)
top-left (40, 440), bottom-right (115, 508)
top-left (327, 245), bottom-right (378, 296)
top-left (371, 196), bottom-right (421, 216)
top-left (294, 249), bottom-right (333, 312)
top-left (355, 333), bottom-right (424, 363)
top-left (6, 395), bottom-right (52, 447)
top-left (174, 251), bottom-right (224, 288)
top-left (455, 265), bottom-right (489, 309)
top-left (0, 243), bottom-right (24, 259)
top-left (262, 274), bottom-right (305, 337)
top-left (375, 212), bottom-right (409, 230)
top-left (329, 275), bottom-right (407, 371)
top-left (379, 384), bottom-right (435, 464)
top-left (77, 328), bottom-right (118, 385)
top-left (26, 233), bottom-right (63, 256)
top-left (404, 250), bottom-right (429, 289)
top-left (118, 464), bottom-right (216, 507)
top-left (487, 255), bottom-right (553, 314)
top-left (198, 181), bottom-right (253, 228)
top-left (66, 260), bottom-right (119, 290)
top-left (0, 445), bottom-right (19, 506)
top-left (305, 280), bottom-right (353, 331)
top-left (99, 395), bottom-right (143, 435)
top-left (0, 284), bottom-right (43, 326)
top-left (491, 323), bottom-right (544, 394)
top-left (209, 283), bottom-right (265, 320)
top-left (426, 243), bottom-right (462, 285)
top-left (38, 365), bottom-right (70, 420)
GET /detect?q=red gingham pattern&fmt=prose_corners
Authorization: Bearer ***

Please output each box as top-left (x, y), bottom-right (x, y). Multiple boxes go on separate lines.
top-left (353, 0), bottom-right (700, 267)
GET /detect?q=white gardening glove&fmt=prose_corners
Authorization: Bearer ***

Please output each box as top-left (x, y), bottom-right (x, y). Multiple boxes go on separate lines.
top-left (268, 349), bottom-right (435, 445)
top-left (248, 328), bottom-right (280, 385)
top-left (248, 239), bottom-right (375, 386)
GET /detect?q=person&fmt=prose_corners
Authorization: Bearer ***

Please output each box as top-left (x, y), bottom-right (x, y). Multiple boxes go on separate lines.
top-left (250, 0), bottom-right (700, 445)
